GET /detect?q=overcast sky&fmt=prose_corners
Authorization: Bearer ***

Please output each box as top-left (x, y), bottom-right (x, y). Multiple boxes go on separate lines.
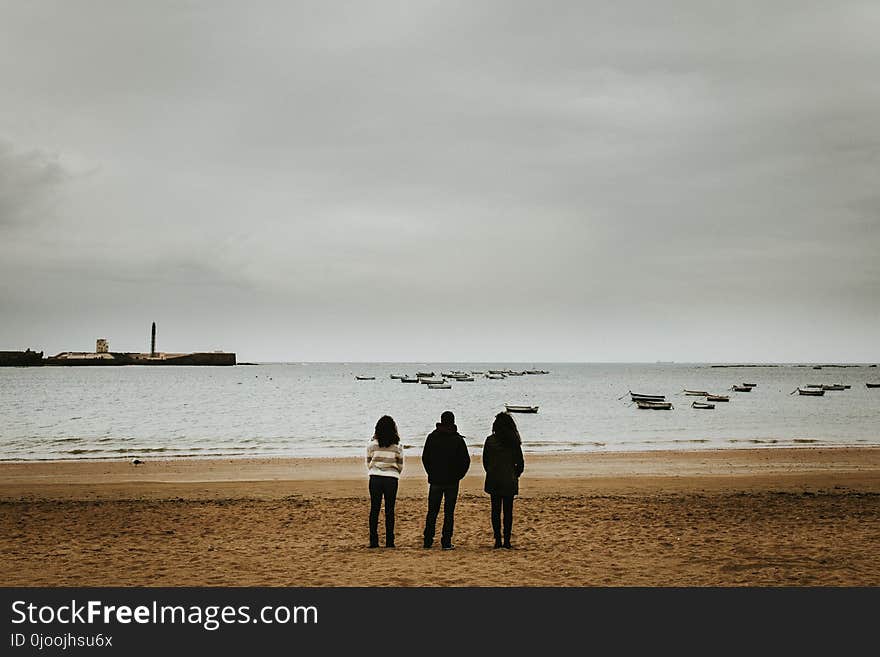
top-left (1, 1), bottom-right (878, 362)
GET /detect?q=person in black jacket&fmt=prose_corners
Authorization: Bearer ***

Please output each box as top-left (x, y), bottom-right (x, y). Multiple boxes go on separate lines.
top-left (422, 410), bottom-right (470, 549)
top-left (482, 411), bottom-right (525, 549)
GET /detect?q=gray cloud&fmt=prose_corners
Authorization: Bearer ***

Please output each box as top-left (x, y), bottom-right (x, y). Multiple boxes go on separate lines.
top-left (0, 1), bottom-right (878, 361)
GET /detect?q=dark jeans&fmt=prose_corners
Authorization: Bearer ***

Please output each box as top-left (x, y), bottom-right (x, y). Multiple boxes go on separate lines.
top-left (491, 494), bottom-right (514, 543)
top-left (369, 475), bottom-right (399, 546)
top-left (423, 482), bottom-right (459, 547)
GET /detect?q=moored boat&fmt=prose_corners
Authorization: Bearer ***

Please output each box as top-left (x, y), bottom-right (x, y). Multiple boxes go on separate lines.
top-left (731, 385), bottom-right (751, 392)
top-left (866, 383), bottom-right (880, 389)
top-left (400, 377), bottom-right (419, 383)
top-left (683, 390), bottom-right (709, 396)
top-left (428, 383), bottom-right (451, 389)
top-left (416, 371), bottom-right (435, 378)
top-left (486, 373), bottom-right (505, 379)
top-left (420, 378), bottom-right (446, 385)
top-left (706, 394), bottom-right (729, 402)
top-left (629, 391), bottom-right (666, 401)
top-left (636, 400), bottom-right (673, 410)
top-left (796, 388), bottom-right (825, 396)
top-left (691, 401), bottom-right (715, 409)
top-left (505, 404), bottom-right (539, 413)
top-left (355, 375), bottom-right (376, 380)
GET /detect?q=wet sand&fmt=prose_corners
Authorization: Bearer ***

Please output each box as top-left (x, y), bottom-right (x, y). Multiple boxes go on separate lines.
top-left (2, 447), bottom-right (879, 586)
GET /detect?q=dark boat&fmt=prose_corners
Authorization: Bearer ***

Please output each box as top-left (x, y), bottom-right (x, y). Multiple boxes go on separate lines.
top-left (867, 383), bottom-right (880, 389)
top-left (355, 375), bottom-right (376, 380)
top-left (731, 385), bottom-right (751, 392)
top-left (505, 404), bottom-right (539, 413)
top-left (629, 391), bottom-right (666, 401)
top-left (400, 377), bottom-right (419, 383)
top-left (706, 394), bottom-right (730, 402)
top-left (691, 401), bottom-right (715, 410)
top-left (416, 371), bottom-right (435, 378)
top-left (428, 383), bottom-right (452, 389)
top-left (683, 390), bottom-right (709, 396)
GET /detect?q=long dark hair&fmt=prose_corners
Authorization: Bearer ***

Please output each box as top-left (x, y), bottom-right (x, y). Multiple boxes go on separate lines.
top-left (374, 415), bottom-right (400, 448)
top-left (492, 412), bottom-right (521, 447)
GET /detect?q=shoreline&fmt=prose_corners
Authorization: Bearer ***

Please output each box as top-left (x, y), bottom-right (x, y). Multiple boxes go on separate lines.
top-left (2, 446), bottom-right (878, 500)
top-left (3, 446), bottom-right (878, 585)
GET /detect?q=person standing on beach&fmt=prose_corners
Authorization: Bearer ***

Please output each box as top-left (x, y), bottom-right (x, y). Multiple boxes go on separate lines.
top-left (366, 415), bottom-right (404, 548)
top-left (482, 412), bottom-right (525, 549)
top-left (421, 410), bottom-right (470, 550)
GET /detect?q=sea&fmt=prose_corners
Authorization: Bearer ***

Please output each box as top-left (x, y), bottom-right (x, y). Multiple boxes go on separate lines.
top-left (1, 363), bottom-right (878, 461)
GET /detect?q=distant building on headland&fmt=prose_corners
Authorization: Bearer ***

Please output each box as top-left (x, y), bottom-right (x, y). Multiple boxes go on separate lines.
top-left (0, 323), bottom-right (235, 366)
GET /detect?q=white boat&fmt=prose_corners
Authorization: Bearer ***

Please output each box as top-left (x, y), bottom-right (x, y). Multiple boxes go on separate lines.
top-left (486, 374), bottom-right (505, 380)
top-left (419, 378), bottom-right (446, 385)
top-left (505, 404), bottom-right (538, 413)
top-left (636, 400), bottom-right (673, 410)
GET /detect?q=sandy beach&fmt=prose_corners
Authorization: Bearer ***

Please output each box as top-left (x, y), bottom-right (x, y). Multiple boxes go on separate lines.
top-left (2, 447), bottom-right (879, 586)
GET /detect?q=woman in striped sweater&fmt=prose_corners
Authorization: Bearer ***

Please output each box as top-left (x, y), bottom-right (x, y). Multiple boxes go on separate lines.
top-left (366, 415), bottom-right (405, 548)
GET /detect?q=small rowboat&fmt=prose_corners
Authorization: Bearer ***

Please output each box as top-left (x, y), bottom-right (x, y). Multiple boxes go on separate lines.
top-left (867, 383), bottom-right (880, 389)
top-left (742, 383), bottom-right (757, 388)
top-left (506, 371), bottom-right (525, 376)
top-left (486, 374), bottom-right (505, 379)
top-left (706, 394), bottom-right (729, 402)
top-left (355, 376), bottom-right (376, 380)
top-left (390, 374), bottom-right (405, 379)
top-left (636, 400), bottom-right (673, 410)
top-left (684, 390), bottom-right (709, 396)
top-left (416, 371), bottom-right (435, 378)
top-left (400, 377), bottom-right (419, 383)
top-left (805, 384), bottom-right (825, 388)
top-left (471, 370), bottom-right (485, 375)
top-left (629, 391), bottom-right (666, 401)
top-left (796, 388), bottom-right (825, 396)
top-left (428, 383), bottom-right (452, 389)
top-left (731, 385), bottom-right (751, 392)
top-left (420, 378), bottom-right (446, 385)
top-left (692, 401), bottom-right (715, 410)
top-left (453, 376), bottom-right (475, 382)
top-left (822, 384), bottom-right (847, 391)
top-left (488, 370), bottom-right (509, 375)
top-left (505, 404), bottom-right (539, 413)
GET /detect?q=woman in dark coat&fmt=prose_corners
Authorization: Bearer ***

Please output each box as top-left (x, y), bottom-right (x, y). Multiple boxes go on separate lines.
top-left (482, 412), bottom-right (525, 548)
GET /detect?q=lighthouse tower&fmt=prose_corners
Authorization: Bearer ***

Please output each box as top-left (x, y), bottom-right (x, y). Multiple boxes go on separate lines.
top-left (150, 322), bottom-right (157, 357)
